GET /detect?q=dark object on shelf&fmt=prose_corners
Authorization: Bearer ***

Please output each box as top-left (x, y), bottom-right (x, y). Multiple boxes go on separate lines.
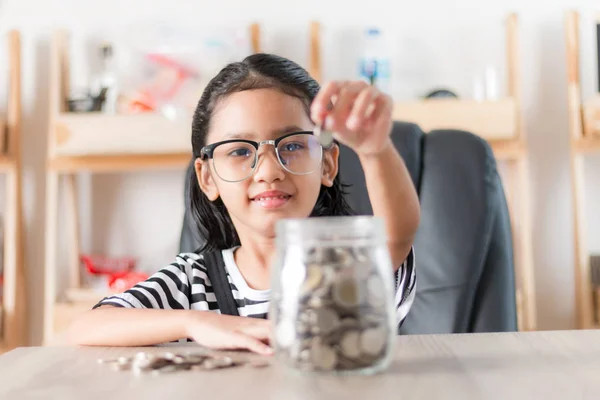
top-left (591, 254), bottom-right (600, 324)
top-left (424, 88), bottom-right (459, 99)
top-left (66, 87), bottom-right (107, 112)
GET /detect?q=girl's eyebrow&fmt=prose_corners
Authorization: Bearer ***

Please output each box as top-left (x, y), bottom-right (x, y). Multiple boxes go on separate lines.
top-left (222, 126), bottom-right (306, 140)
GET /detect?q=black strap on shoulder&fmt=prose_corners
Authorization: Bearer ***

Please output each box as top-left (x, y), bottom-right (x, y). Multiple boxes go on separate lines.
top-left (203, 251), bottom-right (240, 316)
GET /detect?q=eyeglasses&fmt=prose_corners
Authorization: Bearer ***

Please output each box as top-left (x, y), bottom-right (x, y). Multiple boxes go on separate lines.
top-left (200, 131), bottom-right (328, 183)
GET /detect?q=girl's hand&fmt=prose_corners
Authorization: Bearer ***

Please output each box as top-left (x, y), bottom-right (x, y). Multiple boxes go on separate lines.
top-left (185, 312), bottom-right (273, 355)
top-left (310, 80), bottom-right (393, 158)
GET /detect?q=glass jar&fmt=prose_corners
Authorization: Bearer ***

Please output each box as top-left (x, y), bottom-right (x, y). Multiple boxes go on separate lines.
top-left (269, 216), bottom-right (397, 375)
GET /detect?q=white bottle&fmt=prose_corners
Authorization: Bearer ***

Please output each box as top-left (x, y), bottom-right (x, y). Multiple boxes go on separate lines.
top-left (359, 28), bottom-right (391, 94)
top-left (97, 42), bottom-right (119, 114)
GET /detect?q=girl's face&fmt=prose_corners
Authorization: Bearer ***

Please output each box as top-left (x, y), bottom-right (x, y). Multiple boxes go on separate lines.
top-left (196, 88), bottom-right (339, 241)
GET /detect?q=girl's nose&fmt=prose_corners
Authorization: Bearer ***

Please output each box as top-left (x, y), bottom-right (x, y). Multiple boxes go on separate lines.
top-left (252, 146), bottom-right (286, 183)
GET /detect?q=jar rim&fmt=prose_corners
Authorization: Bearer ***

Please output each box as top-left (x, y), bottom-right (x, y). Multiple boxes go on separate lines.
top-left (275, 215), bottom-right (386, 243)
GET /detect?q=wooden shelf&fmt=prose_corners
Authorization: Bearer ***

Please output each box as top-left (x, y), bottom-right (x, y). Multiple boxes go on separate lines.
top-left (64, 287), bottom-right (118, 304)
top-left (0, 30), bottom-right (27, 352)
top-left (0, 155), bottom-right (15, 172)
top-left (393, 98), bottom-right (519, 141)
top-left (48, 153), bottom-right (191, 173)
top-left (583, 97), bottom-right (600, 136)
top-left (572, 136), bottom-right (600, 153)
top-left (389, 14), bottom-right (536, 331)
top-left (42, 26), bottom-right (262, 345)
top-left (565, 10), bottom-right (600, 330)
top-left (51, 113), bottom-right (191, 158)
top-left (489, 139), bottom-right (526, 160)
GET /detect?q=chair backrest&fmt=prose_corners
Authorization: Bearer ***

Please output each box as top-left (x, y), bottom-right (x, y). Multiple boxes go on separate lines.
top-left (339, 121), bottom-right (517, 333)
top-left (179, 121), bottom-right (518, 333)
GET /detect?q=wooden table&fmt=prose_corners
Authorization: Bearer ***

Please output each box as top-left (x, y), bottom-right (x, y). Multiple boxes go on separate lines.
top-left (1, 330), bottom-right (600, 399)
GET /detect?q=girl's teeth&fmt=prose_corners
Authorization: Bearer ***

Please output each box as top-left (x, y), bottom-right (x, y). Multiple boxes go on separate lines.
top-left (256, 196), bottom-right (288, 201)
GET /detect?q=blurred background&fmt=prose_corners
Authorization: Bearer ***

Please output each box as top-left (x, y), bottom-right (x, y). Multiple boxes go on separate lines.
top-left (0, 0), bottom-right (599, 347)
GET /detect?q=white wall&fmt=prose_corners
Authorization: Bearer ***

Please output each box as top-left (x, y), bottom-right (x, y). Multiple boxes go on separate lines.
top-left (0, 0), bottom-right (599, 345)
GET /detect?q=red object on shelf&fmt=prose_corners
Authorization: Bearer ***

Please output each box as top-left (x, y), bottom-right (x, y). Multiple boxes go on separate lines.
top-left (108, 271), bottom-right (149, 292)
top-left (80, 254), bottom-right (137, 275)
top-left (80, 254), bottom-right (148, 291)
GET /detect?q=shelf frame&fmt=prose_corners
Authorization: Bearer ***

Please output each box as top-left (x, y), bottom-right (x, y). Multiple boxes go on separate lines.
top-left (42, 26), bottom-right (262, 345)
top-left (565, 10), bottom-right (600, 330)
top-left (311, 14), bottom-right (536, 331)
top-left (0, 30), bottom-right (27, 352)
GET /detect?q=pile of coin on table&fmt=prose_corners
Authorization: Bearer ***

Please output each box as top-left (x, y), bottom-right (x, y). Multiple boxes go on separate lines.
top-left (274, 246), bottom-right (393, 372)
top-left (98, 352), bottom-right (270, 375)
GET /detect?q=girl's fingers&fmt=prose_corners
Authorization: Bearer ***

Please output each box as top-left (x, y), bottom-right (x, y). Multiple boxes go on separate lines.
top-left (311, 81), bottom-right (344, 125)
top-left (230, 332), bottom-right (274, 355)
top-left (347, 86), bottom-right (380, 131)
top-left (242, 320), bottom-right (272, 341)
top-left (364, 93), bottom-right (393, 130)
top-left (326, 82), bottom-right (368, 131)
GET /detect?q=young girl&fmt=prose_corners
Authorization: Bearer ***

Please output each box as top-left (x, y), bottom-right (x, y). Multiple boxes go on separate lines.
top-left (67, 53), bottom-right (420, 355)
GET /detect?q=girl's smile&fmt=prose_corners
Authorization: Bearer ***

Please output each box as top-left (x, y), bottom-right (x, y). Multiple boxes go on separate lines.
top-left (250, 190), bottom-right (292, 209)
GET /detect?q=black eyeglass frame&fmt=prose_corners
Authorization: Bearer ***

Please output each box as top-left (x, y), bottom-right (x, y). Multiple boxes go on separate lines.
top-left (198, 131), bottom-right (334, 182)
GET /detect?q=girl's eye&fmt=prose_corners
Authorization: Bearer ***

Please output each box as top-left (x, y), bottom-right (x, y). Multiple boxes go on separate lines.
top-left (281, 142), bottom-right (304, 152)
top-left (228, 148), bottom-right (253, 157)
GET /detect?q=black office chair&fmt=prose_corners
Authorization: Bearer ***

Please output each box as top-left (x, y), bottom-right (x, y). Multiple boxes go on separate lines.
top-left (179, 121), bottom-right (518, 333)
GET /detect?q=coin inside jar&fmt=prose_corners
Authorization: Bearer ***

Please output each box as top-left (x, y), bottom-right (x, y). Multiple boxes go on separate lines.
top-left (340, 330), bottom-right (362, 359)
top-left (332, 275), bottom-right (361, 308)
top-left (311, 308), bottom-right (340, 335)
top-left (360, 327), bottom-right (388, 356)
top-left (301, 264), bottom-right (324, 294)
top-left (310, 338), bottom-right (337, 371)
top-left (332, 247), bottom-right (354, 267)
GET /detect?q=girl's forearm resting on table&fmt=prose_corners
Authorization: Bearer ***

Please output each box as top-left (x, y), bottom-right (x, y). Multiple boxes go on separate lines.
top-left (359, 140), bottom-right (421, 269)
top-left (66, 306), bottom-right (190, 346)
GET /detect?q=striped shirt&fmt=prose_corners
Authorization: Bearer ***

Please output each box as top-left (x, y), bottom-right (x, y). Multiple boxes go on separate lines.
top-left (94, 247), bottom-right (417, 327)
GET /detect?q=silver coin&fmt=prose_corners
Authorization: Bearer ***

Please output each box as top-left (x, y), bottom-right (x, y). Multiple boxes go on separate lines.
top-left (317, 128), bottom-right (334, 148)
top-left (310, 338), bottom-right (337, 371)
top-left (336, 353), bottom-right (361, 370)
top-left (360, 327), bottom-right (388, 356)
top-left (151, 365), bottom-right (179, 375)
top-left (332, 276), bottom-right (361, 309)
top-left (246, 359), bottom-right (271, 368)
top-left (351, 247), bottom-right (371, 265)
top-left (98, 356), bottom-right (131, 365)
top-left (300, 264), bottom-right (324, 295)
top-left (112, 360), bottom-right (132, 371)
top-left (313, 307), bottom-right (340, 335)
top-left (202, 357), bottom-right (235, 370)
top-left (306, 294), bottom-right (331, 309)
top-left (185, 354), bottom-right (209, 364)
top-left (340, 330), bottom-right (362, 359)
top-left (332, 247), bottom-right (354, 267)
top-left (296, 319), bottom-right (310, 335)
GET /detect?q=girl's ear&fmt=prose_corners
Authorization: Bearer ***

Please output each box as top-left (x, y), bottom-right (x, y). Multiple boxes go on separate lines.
top-left (321, 145), bottom-right (339, 187)
top-left (195, 158), bottom-right (220, 201)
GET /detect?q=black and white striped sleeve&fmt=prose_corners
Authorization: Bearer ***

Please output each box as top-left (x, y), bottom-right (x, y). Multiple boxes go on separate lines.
top-left (394, 246), bottom-right (416, 327)
top-left (92, 254), bottom-right (198, 310)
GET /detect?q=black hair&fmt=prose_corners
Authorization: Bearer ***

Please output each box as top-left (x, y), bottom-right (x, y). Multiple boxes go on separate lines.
top-left (189, 53), bottom-right (355, 253)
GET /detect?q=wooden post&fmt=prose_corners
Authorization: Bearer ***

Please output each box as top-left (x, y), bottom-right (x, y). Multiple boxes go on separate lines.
top-left (503, 13), bottom-right (537, 331)
top-left (309, 21), bottom-right (322, 83)
top-left (506, 13), bottom-right (523, 138)
top-left (250, 23), bottom-right (261, 54)
top-left (43, 31), bottom-right (68, 344)
top-left (65, 174), bottom-right (81, 289)
top-left (565, 10), bottom-right (593, 329)
top-left (2, 30), bottom-right (26, 349)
